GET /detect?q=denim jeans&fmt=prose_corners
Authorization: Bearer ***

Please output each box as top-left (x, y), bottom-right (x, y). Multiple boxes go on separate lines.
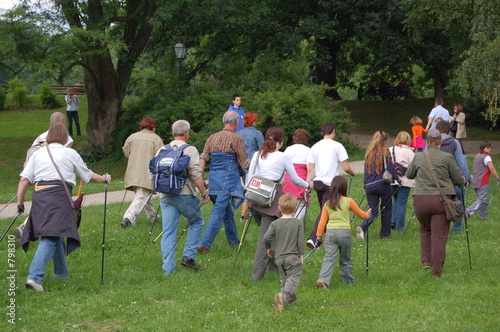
top-left (27, 237), bottom-right (68, 284)
top-left (453, 185), bottom-right (464, 232)
top-left (360, 183), bottom-right (392, 238)
top-left (391, 186), bottom-right (411, 231)
top-left (199, 194), bottom-right (239, 249)
top-left (160, 195), bottom-right (204, 275)
top-left (66, 111), bottom-right (81, 136)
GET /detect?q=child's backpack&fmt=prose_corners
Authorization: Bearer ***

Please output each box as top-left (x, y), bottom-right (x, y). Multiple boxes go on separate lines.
top-left (149, 144), bottom-right (192, 194)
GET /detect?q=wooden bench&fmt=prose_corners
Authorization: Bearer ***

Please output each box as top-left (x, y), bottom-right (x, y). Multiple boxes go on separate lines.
top-left (366, 86), bottom-right (410, 99)
top-left (49, 85), bottom-right (86, 95)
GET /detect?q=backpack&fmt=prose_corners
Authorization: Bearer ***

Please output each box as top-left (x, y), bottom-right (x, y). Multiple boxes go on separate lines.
top-left (149, 144), bottom-right (192, 194)
top-left (24, 143), bottom-right (44, 168)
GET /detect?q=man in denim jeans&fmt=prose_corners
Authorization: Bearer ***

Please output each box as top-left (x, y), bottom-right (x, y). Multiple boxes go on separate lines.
top-left (159, 120), bottom-right (210, 275)
top-left (198, 111), bottom-right (250, 252)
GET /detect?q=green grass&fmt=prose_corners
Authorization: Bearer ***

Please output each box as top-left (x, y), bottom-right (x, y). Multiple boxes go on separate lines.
top-left (1, 177), bottom-right (499, 331)
top-left (0, 97), bottom-right (499, 331)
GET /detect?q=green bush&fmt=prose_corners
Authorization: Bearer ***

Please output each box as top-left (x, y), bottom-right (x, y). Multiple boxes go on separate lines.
top-left (39, 83), bottom-right (61, 108)
top-left (0, 86), bottom-right (5, 110)
top-left (7, 77), bottom-right (29, 107)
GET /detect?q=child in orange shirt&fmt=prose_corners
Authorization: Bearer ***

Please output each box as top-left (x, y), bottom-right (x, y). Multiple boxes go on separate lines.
top-left (315, 176), bottom-right (371, 288)
top-left (410, 116), bottom-right (428, 152)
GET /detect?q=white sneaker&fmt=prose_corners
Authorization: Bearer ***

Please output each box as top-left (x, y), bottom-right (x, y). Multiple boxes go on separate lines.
top-left (356, 226), bottom-right (364, 241)
top-left (26, 279), bottom-right (43, 292)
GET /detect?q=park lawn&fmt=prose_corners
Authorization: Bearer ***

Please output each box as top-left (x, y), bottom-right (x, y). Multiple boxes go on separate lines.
top-left (0, 175), bottom-right (498, 331)
top-left (0, 96), bottom-right (499, 330)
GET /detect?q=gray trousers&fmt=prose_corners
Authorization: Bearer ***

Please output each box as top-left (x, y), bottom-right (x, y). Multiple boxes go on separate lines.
top-left (466, 184), bottom-right (489, 219)
top-left (251, 209), bottom-right (278, 282)
top-left (276, 254), bottom-right (303, 306)
top-left (317, 229), bottom-right (355, 286)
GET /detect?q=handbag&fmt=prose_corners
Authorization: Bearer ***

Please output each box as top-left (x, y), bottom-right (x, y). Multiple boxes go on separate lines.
top-left (382, 155), bottom-right (393, 183)
top-left (245, 152), bottom-right (282, 207)
top-left (424, 151), bottom-right (463, 222)
top-left (391, 147), bottom-right (407, 177)
top-left (47, 146), bottom-right (84, 228)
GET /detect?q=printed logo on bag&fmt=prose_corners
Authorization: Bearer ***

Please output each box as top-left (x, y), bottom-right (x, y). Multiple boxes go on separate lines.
top-left (249, 178), bottom-right (272, 192)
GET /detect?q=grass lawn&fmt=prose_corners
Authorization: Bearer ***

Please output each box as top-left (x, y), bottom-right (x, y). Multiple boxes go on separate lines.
top-left (0, 97), bottom-right (499, 330)
top-left (1, 177), bottom-right (499, 331)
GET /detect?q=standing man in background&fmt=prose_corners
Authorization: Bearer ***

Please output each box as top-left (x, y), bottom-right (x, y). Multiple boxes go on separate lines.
top-left (426, 98), bottom-right (451, 130)
top-left (227, 94), bottom-right (245, 132)
top-left (65, 88), bottom-right (81, 136)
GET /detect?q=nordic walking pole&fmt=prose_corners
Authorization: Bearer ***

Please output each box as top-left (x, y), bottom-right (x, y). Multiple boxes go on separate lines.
top-left (0, 213), bottom-right (22, 243)
top-left (0, 194), bottom-right (17, 214)
top-left (229, 214), bottom-right (253, 276)
top-left (347, 175), bottom-right (354, 197)
top-left (162, 202), bottom-right (205, 261)
top-left (402, 210), bottom-right (415, 240)
top-left (118, 190), bottom-right (127, 215)
top-left (462, 187), bottom-right (472, 270)
top-left (101, 174), bottom-right (109, 284)
top-left (488, 181), bottom-right (499, 209)
top-left (137, 204), bottom-right (162, 270)
top-left (365, 222), bottom-right (369, 277)
top-left (350, 193), bottom-right (366, 224)
top-left (304, 245), bottom-right (319, 261)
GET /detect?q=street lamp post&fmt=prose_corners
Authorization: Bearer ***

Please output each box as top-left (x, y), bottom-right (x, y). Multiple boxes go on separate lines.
top-left (174, 41), bottom-right (187, 95)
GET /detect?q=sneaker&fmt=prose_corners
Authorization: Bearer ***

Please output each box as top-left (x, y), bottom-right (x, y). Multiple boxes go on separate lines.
top-left (274, 293), bottom-right (284, 313)
top-left (121, 218), bottom-right (132, 228)
top-left (306, 239), bottom-right (315, 249)
top-left (356, 226), bottom-right (364, 241)
top-left (197, 245), bottom-right (210, 253)
top-left (14, 225), bottom-right (24, 246)
top-left (180, 256), bottom-right (201, 269)
top-left (316, 280), bottom-right (328, 289)
top-left (26, 279), bottom-right (43, 292)
top-left (423, 264), bottom-right (431, 270)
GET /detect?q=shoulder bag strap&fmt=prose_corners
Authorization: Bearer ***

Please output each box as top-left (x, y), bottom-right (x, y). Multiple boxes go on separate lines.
top-left (46, 146), bottom-right (74, 209)
top-left (392, 147), bottom-right (397, 163)
top-left (383, 155), bottom-right (388, 171)
top-left (424, 150), bottom-right (447, 200)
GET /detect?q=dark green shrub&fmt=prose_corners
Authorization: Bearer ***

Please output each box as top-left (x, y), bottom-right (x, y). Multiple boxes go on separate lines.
top-left (39, 83), bottom-right (61, 108)
top-left (7, 77), bottom-right (29, 107)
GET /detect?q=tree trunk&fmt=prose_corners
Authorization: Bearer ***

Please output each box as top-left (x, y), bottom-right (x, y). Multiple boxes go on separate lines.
top-left (433, 64), bottom-right (447, 98)
top-left (316, 39), bottom-right (342, 100)
top-left (83, 53), bottom-right (122, 150)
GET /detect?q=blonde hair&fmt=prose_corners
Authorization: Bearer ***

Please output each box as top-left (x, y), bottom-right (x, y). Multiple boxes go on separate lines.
top-left (365, 130), bottom-right (390, 174)
top-left (394, 131), bottom-right (411, 146)
top-left (278, 194), bottom-right (298, 215)
top-left (410, 116), bottom-right (423, 126)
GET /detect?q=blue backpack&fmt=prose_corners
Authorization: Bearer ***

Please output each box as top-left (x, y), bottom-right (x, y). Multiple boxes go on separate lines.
top-left (149, 144), bottom-right (192, 194)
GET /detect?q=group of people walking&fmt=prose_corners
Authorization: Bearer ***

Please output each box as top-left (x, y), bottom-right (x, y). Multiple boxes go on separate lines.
top-left (14, 96), bottom-right (499, 315)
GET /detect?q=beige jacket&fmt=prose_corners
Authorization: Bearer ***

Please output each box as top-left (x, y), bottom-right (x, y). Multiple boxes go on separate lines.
top-left (123, 129), bottom-right (164, 190)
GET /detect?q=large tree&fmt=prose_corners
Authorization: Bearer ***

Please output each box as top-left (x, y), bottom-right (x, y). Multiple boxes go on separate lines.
top-left (3, 0), bottom-right (160, 149)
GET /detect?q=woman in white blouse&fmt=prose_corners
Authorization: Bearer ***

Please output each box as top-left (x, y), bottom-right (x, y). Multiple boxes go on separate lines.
top-left (246, 127), bottom-right (310, 282)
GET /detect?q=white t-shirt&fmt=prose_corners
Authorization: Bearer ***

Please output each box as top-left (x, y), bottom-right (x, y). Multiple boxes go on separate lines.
top-left (307, 139), bottom-right (349, 186)
top-left (246, 151), bottom-right (308, 188)
top-left (21, 143), bottom-right (94, 186)
top-left (283, 144), bottom-right (310, 165)
top-left (428, 105), bottom-right (451, 129)
top-left (33, 130), bottom-right (73, 147)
